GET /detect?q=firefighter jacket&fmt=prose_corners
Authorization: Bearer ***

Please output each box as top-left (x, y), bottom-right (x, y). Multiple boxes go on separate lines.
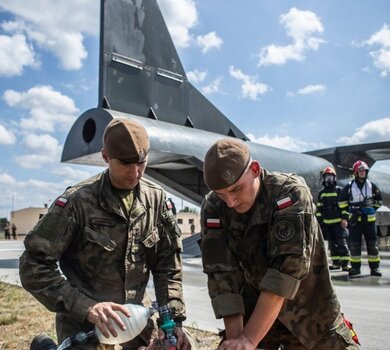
top-left (19, 170), bottom-right (185, 337)
top-left (201, 169), bottom-right (341, 349)
top-left (339, 179), bottom-right (382, 223)
top-left (316, 185), bottom-right (343, 225)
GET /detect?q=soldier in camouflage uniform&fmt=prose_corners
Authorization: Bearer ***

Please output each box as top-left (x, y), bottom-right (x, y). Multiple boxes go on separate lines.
top-left (20, 119), bottom-right (191, 350)
top-left (201, 138), bottom-right (360, 350)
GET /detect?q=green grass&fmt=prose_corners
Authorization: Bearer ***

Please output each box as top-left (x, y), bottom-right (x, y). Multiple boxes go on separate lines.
top-left (0, 282), bottom-right (220, 349)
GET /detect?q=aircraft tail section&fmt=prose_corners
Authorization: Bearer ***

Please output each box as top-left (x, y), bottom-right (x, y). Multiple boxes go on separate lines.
top-left (305, 141), bottom-right (390, 173)
top-left (99, 0), bottom-right (247, 140)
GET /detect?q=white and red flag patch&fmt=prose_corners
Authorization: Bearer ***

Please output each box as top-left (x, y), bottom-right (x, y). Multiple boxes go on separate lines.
top-left (206, 218), bottom-right (221, 228)
top-left (55, 196), bottom-right (68, 207)
top-left (276, 196), bottom-right (293, 210)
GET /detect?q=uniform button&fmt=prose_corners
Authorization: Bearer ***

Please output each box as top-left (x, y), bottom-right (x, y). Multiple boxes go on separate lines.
top-left (126, 290), bottom-right (136, 300)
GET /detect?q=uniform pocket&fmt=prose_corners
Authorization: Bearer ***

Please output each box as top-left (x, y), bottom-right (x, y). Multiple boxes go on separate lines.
top-left (141, 227), bottom-right (160, 248)
top-left (202, 229), bottom-right (239, 273)
top-left (85, 226), bottom-right (116, 251)
top-left (80, 226), bottom-right (117, 277)
top-left (33, 212), bottom-right (72, 243)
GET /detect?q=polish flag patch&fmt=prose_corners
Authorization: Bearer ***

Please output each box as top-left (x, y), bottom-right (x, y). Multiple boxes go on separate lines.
top-left (276, 196), bottom-right (293, 210)
top-left (206, 218), bottom-right (221, 228)
top-left (55, 196), bottom-right (68, 207)
top-left (166, 200), bottom-right (173, 209)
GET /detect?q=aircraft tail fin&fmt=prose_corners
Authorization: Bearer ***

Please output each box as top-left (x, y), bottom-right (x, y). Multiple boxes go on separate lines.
top-left (98, 0), bottom-right (247, 139)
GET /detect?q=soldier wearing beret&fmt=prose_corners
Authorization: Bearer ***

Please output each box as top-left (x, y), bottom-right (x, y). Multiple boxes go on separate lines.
top-left (201, 138), bottom-right (360, 349)
top-left (20, 119), bottom-right (192, 350)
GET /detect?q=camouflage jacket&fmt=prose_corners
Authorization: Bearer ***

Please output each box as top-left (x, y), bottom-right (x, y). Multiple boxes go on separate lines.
top-left (201, 169), bottom-right (340, 349)
top-left (20, 170), bottom-right (185, 335)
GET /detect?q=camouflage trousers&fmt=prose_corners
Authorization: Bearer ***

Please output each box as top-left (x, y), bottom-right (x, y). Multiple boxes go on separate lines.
top-left (258, 314), bottom-right (360, 350)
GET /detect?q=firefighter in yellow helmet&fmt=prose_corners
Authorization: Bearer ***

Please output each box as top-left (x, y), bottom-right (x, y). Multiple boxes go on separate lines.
top-left (339, 160), bottom-right (383, 277)
top-left (316, 167), bottom-right (351, 271)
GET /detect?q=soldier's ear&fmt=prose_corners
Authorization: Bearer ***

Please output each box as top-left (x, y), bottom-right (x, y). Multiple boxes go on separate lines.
top-left (101, 149), bottom-right (109, 164)
top-left (250, 161), bottom-right (261, 177)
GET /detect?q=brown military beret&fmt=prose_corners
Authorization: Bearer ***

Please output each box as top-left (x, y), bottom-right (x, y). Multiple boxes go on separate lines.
top-left (203, 138), bottom-right (251, 190)
top-left (103, 118), bottom-right (149, 163)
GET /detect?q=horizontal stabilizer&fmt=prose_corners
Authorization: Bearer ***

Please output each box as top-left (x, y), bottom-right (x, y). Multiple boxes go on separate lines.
top-left (305, 141), bottom-right (390, 170)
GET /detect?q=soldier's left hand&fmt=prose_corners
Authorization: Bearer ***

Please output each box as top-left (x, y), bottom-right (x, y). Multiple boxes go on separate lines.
top-left (217, 334), bottom-right (256, 350)
top-left (139, 328), bottom-right (191, 350)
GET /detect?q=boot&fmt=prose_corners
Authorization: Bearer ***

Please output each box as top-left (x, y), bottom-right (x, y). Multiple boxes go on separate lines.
top-left (370, 268), bottom-right (382, 277)
top-left (349, 268), bottom-right (361, 277)
top-left (329, 263), bottom-right (341, 270)
top-left (342, 264), bottom-right (351, 272)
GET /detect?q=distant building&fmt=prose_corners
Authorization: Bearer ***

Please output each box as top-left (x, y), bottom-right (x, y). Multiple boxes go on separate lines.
top-left (10, 205), bottom-right (48, 236)
top-left (176, 212), bottom-right (200, 237)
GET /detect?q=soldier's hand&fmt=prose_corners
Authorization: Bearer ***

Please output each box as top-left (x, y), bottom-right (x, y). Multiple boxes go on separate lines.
top-left (174, 327), bottom-right (191, 350)
top-left (341, 219), bottom-right (348, 229)
top-left (87, 302), bottom-right (130, 338)
top-left (137, 328), bottom-right (191, 350)
top-left (218, 334), bottom-right (256, 350)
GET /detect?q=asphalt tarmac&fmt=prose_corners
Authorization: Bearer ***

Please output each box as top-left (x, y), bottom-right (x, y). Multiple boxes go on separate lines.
top-left (1, 240), bottom-right (389, 350)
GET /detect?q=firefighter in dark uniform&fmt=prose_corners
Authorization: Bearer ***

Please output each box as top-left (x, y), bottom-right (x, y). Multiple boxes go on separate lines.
top-left (316, 167), bottom-right (351, 271)
top-left (339, 160), bottom-right (382, 277)
top-left (201, 138), bottom-right (360, 350)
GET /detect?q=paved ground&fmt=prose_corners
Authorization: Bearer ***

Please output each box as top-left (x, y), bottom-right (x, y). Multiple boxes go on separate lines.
top-left (1, 240), bottom-right (389, 349)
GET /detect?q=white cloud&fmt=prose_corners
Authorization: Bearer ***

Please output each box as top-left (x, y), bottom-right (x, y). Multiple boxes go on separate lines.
top-left (338, 118), bottom-right (390, 145)
top-left (158, 0), bottom-right (223, 54)
top-left (0, 123), bottom-right (16, 144)
top-left (3, 85), bottom-right (79, 132)
top-left (0, 33), bottom-right (37, 76)
top-left (187, 69), bottom-right (207, 84)
top-left (294, 84), bottom-right (326, 95)
top-left (363, 24), bottom-right (390, 77)
top-left (365, 24), bottom-right (390, 48)
top-left (259, 44), bottom-right (303, 65)
top-left (15, 154), bottom-right (59, 169)
top-left (0, 173), bottom-right (16, 186)
top-left (259, 7), bottom-right (324, 66)
top-left (196, 31), bottom-right (223, 53)
top-left (281, 8), bottom-right (323, 43)
top-left (157, 0), bottom-right (198, 48)
top-left (15, 133), bottom-right (62, 169)
top-left (51, 166), bottom-right (91, 182)
top-left (23, 133), bottom-right (62, 154)
top-left (200, 78), bottom-right (222, 95)
top-left (0, 174), bottom-right (67, 216)
top-left (229, 66), bottom-right (270, 100)
top-left (0, 0), bottom-right (99, 70)
top-left (248, 133), bottom-right (309, 152)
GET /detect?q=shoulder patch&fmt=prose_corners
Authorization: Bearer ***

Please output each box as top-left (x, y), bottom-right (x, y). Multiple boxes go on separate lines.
top-left (206, 218), bottom-right (221, 229)
top-left (276, 196), bottom-right (293, 210)
top-left (55, 196), bottom-right (68, 207)
top-left (166, 199), bottom-right (173, 210)
top-left (164, 199), bottom-right (176, 215)
top-left (274, 220), bottom-right (295, 241)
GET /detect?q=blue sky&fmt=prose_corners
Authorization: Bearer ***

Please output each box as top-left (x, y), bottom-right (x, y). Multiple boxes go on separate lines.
top-left (0, 0), bottom-right (390, 219)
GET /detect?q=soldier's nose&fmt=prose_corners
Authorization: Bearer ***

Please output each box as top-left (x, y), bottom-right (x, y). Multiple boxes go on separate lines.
top-left (225, 196), bottom-right (237, 208)
top-left (127, 165), bottom-right (138, 178)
